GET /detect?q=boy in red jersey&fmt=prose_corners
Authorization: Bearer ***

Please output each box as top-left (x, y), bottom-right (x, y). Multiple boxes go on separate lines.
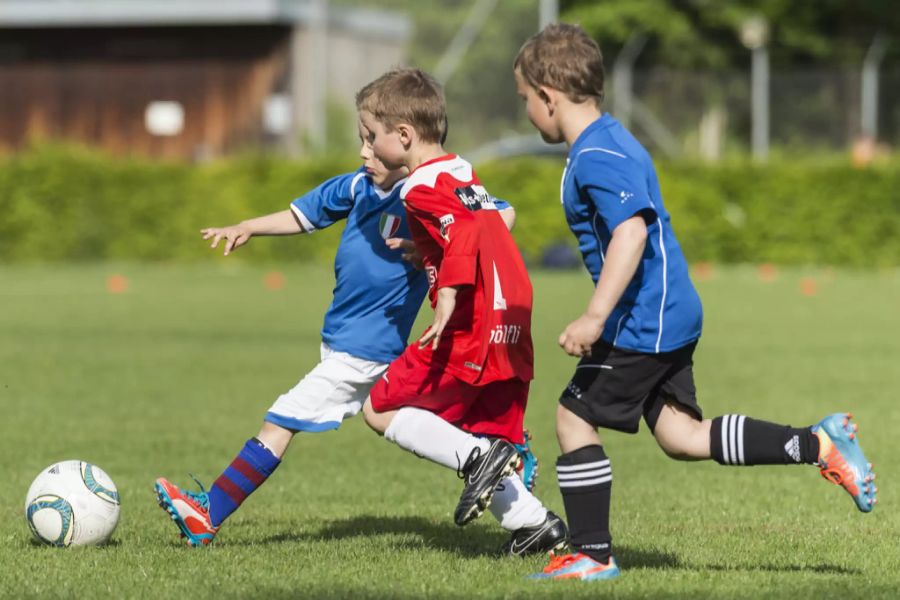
top-left (358, 68), bottom-right (555, 535)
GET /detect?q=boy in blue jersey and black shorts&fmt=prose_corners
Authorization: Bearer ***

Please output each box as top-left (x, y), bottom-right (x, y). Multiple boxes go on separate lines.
top-left (513, 24), bottom-right (877, 581)
top-left (153, 121), bottom-right (566, 556)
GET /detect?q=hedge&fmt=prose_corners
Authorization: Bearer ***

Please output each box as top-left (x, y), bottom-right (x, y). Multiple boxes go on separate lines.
top-left (1, 145), bottom-right (898, 266)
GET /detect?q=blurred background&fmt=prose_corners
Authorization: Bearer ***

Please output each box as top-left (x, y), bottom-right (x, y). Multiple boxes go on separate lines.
top-left (0, 0), bottom-right (898, 265)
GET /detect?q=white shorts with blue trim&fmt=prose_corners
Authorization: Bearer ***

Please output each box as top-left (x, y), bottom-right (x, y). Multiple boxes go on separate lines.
top-left (264, 343), bottom-right (388, 433)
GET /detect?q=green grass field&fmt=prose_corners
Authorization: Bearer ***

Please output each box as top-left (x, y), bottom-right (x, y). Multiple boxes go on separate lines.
top-left (1, 263), bottom-right (898, 599)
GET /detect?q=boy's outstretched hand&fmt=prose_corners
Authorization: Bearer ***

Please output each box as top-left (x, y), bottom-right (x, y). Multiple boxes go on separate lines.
top-left (559, 314), bottom-right (604, 357)
top-left (386, 237), bottom-right (424, 270)
top-left (202, 225), bottom-right (252, 256)
top-left (419, 287), bottom-right (457, 350)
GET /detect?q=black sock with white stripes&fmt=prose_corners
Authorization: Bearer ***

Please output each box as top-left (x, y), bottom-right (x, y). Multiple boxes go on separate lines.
top-left (711, 415), bottom-right (819, 466)
top-left (557, 445), bottom-right (612, 563)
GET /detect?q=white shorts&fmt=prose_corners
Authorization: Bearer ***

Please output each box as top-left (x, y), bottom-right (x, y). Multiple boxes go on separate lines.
top-left (264, 343), bottom-right (389, 433)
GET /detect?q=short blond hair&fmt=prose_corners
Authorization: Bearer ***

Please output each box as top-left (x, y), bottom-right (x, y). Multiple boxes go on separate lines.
top-left (356, 68), bottom-right (448, 144)
top-left (514, 23), bottom-right (605, 106)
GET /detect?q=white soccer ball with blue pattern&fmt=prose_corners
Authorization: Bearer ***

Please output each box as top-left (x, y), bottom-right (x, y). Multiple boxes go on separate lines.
top-left (24, 460), bottom-right (120, 547)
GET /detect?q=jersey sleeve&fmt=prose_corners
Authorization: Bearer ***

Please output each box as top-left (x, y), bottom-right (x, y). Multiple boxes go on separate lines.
top-left (405, 185), bottom-right (480, 289)
top-left (575, 151), bottom-right (656, 231)
top-left (289, 170), bottom-right (364, 231)
top-left (493, 197), bottom-right (511, 211)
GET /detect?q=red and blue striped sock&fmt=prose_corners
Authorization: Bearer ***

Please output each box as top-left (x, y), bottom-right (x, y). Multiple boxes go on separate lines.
top-left (208, 438), bottom-right (281, 527)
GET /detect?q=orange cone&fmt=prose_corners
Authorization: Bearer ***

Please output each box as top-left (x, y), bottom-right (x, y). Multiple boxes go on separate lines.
top-left (758, 263), bottom-right (778, 282)
top-left (106, 274), bottom-right (129, 294)
top-left (264, 271), bottom-right (285, 290)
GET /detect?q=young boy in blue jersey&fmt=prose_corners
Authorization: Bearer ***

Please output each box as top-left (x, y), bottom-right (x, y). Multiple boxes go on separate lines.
top-left (153, 124), bottom-right (565, 555)
top-left (513, 24), bottom-right (877, 581)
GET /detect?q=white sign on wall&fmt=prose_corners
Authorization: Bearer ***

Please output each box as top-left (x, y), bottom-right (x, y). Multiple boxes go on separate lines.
top-left (145, 101), bottom-right (185, 136)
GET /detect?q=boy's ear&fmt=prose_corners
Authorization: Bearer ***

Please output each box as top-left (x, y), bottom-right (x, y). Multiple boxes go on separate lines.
top-left (537, 85), bottom-right (557, 113)
top-left (396, 123), bottom-right (415, 147)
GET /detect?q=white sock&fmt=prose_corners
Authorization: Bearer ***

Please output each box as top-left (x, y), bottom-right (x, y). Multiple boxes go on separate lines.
top-left (384, 407), bottom-right (489, 470)
top-left (488, 474), bottom-right (548, 531)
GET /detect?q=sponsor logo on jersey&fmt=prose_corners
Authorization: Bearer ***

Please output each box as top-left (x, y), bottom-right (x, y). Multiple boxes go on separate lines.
top-left (619, 191), bottom-right (634, 204)
top-left (489, 324), bottom-right (522, 345)
top-left (378, 213), bottom-right (402, 239)
top-left (453, 185), bottom-right (495, 211)
top-left (439, 214), bottom-right (454, 240)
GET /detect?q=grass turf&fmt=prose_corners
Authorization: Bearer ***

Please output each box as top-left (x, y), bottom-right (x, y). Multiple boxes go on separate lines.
top-left (1, 262), bottom-right (898, 599)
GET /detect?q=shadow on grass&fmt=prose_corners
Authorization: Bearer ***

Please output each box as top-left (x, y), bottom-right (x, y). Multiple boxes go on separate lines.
top-left (258, 514), bottom-right (509, 557)
top-left (27, 537), bottom-right (122, 549)
top-left (617, 547), bottom-right (857, 575)
top-left (702, 562), bottom-right (861, 575)
top-left (253, 515), bottom-right (859, 576)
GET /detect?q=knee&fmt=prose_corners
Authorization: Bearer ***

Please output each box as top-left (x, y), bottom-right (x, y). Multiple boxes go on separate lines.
top-left (655, 418), bottom-right (711, 461)
top-left (362, 399), bottom-right (383, 434)
top-left (556, 404), bottom-right (600, 453)
top-left (362, 398), bottom-right (390, 435)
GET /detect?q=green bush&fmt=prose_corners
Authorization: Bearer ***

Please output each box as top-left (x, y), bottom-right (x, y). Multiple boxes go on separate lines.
top-left (1, 145), bottom-right (897, 266)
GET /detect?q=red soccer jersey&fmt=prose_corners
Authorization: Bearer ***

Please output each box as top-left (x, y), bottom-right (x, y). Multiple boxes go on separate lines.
top-left (400, 154), bottom-right (534, 385)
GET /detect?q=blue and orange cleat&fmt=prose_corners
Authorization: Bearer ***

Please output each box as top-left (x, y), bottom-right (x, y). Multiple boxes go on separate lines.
top-left (529, 552), bottom-right (620, 581)
top-left (154, 476), bottom-right (219, 546)
top-left (812, 413), bottom-right (877, 512)
top-left (513, 428), bottom-right (539, 492)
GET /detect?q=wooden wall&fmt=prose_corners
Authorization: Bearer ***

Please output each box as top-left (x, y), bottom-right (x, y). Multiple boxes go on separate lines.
top-left (0, 26), bottom-right (291, 159)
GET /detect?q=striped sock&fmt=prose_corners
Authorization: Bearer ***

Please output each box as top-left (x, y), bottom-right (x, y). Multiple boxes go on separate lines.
top-left (711, 415), bottom-right (819, 466)
top-left (557, 445), bottom-right (612, 563)
top-left (208, 438), bottom-right (281, 527)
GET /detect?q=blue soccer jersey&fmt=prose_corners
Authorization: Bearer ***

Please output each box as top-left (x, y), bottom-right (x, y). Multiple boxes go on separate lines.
top-left (291, 166), bottom-right (510, 363)
top-left (561, 114), bottom-right (703, 353)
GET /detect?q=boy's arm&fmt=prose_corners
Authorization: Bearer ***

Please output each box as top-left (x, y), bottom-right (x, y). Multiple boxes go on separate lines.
top-left (499, 206), bottom-right (516, 230)
top-left (418, 286), bottom-right (458, 350)
top-left (203, 170), bottom-right (362, 256)
top-left (202, 209), bottom-right (304, 256)
top-left (560, 151), bottom-right (655, 356)
top-left (559, 215), bottom-right (647, 357)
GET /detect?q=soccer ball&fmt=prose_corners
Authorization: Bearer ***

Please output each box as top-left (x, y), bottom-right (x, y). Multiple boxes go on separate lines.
top-left (24, 460), bottom-right (121, 547)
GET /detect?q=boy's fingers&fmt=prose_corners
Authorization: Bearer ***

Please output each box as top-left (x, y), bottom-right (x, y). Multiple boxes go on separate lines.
top-left (418, 331), bottom-right (434, 348)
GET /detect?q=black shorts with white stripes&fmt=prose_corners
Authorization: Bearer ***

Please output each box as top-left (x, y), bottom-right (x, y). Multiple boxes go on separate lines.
top-left (559, 340), bottom-right (702, 434)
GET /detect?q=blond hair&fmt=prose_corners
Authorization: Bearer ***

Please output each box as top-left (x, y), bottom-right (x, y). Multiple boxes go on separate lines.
top-left (356, 68), bottom-right (448, 144)
top-left (514, 23), bottom-right (605, 105)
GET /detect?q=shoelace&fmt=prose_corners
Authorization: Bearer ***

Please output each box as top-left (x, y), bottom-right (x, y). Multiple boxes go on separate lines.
top-left (456, 446), bottom-right (482, 480)
top-left (185, 474), bottom-right (210, 510)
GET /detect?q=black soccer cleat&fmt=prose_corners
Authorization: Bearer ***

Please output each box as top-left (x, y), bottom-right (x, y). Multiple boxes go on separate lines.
top-left (454, 439), bottom-right (521, 526)
top-left (502, 510), bottom-right (569, 557)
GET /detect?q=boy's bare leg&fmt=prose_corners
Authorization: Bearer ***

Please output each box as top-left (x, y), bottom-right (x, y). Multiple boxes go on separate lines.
top-left (556, 404), bottom-right (602, 452)
top-left (651, 402), bottom-right (712, 460)
top-left (361, 401), bottom-right (397, 435)
top-left (256, 421), bottom-right (296, 459)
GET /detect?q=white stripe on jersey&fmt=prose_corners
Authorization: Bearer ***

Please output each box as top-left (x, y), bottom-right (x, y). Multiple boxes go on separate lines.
top-left (349, 172), bottom-right (366, 202)
top-left (290, 204), bottom-right (317, 232)
top-left (576, 147), bottom-right (627, 160)
top-left (655, 218), bottom-right (668, 353)
top-left (400, 155), bottom-right (472, 199)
